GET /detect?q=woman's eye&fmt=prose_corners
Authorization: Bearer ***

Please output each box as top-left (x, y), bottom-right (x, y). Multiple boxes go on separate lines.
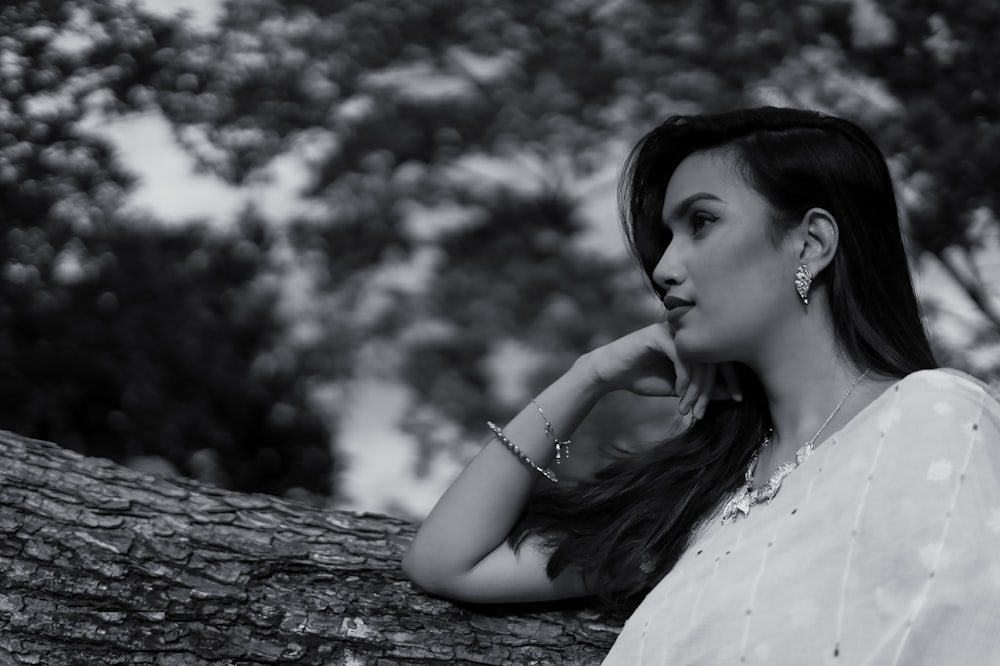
top-left (691, 212), bottom-right (718, 233)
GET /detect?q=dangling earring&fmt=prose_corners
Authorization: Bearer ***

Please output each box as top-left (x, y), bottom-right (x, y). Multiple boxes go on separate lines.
top-left (795, 264), bottom-right (812, 305)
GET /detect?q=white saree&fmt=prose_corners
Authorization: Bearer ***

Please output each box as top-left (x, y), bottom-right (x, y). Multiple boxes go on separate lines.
top-left (602, 369), bottom-right (1000, 665)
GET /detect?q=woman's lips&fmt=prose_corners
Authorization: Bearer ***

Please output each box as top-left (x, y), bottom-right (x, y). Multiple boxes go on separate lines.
top-left (662, 296), bottom-right (694, 324)
top-left (666, 304), bottom-right (693, 324)
top-left (662, 295), bottom-right (694, 310)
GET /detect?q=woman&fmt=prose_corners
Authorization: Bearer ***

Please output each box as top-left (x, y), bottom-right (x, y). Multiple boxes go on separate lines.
top-left (402, 107), bottom-right (1000, 664)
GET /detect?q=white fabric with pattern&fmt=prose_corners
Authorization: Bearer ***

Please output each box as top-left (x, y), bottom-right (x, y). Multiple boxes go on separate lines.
top-left (602, 369), bottom-right (1000, 665)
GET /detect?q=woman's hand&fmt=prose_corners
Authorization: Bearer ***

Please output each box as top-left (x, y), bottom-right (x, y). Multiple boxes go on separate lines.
top-left (404, 321), bottom-right (739, 604)
top-left (580, 322), bottom-right (741, 419)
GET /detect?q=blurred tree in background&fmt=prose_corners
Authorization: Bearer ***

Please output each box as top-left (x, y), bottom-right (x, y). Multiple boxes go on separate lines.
top-left (0, 2), bottom-right (333, 503)
top-left (1, 0), bottom-right (997, 514)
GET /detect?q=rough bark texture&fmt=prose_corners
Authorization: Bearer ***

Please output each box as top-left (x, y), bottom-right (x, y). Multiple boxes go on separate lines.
top-left (0, 430), bottom-right (621, 665)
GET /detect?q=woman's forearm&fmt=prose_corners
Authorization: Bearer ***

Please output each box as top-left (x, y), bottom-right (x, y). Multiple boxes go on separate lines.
top-left (402, 355), bottom-right (606, 590)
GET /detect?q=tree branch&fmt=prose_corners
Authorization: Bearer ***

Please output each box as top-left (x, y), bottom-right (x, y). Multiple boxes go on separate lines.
top-left (0, 430), bottom-right (620, 665)
top-left (931, 246), bottom-right (1000, 331)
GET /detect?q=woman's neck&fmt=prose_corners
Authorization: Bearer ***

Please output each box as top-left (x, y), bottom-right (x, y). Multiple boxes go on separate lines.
top-left (761, 363), bottom-right (872, 455)
top-left (748, 314), bottom-right (895, 470)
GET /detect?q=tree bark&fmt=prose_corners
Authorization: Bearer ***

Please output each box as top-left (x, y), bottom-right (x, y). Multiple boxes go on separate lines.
top-left (0, 430), bottom-right (621, 665)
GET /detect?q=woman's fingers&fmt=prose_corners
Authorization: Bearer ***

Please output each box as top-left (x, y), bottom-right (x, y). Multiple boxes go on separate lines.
top-left (678, 362), bottom-right (704, 415)
top-left (675, 359), bottom-right (695, 408)
top-left (720, 363), bottom-right (742, 402)
top-left (680, 362), bottom-right (741, 417)
top-left (691, 367), bottom-right (715, 420)
top-left (651, 322), bottom-right (687, 397)
top-left (678, 364), bottom-right (714, 420)
top-left (646, 324), bottom-right (738, 413)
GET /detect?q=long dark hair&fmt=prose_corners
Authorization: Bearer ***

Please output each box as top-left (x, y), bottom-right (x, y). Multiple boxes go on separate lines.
top-left (508, 107), bottom-right (937, 609)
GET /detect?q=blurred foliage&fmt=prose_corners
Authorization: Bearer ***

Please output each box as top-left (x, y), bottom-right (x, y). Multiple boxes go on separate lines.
top-left (0, 1), bottom-right (334, 502)
top-left (2, 0), bottom-right (998, 508)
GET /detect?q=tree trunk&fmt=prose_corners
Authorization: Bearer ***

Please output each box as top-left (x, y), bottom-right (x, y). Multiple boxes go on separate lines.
top-left (0, 430), bottom-right (621, 665)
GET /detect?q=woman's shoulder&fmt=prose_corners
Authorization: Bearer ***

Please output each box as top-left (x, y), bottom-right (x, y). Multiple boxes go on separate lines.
top-left (861, 367), bottom-right (999, 475)
top-left (895, 367), bottom-right (999, 406)
top-left (844, 366), bottom-right (1000, 539)
top-left (849, 367), bottom-right (998, 436)
top-left (844, 369), bottom-right (1000, 664)
top-left (837, 367), bottom-right (998, 475)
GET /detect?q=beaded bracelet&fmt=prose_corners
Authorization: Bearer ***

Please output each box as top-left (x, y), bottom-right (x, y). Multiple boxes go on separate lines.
top-left (530, 398), bottom-right (571, 463)
top-left (486, 421), bottom-right (559, 483)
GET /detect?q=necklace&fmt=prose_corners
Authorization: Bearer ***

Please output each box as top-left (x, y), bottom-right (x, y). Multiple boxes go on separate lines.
top-left (720, 367), bottom-right (871, 524)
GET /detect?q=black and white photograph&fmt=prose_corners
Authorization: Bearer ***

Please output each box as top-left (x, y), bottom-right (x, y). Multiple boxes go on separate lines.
top-left (1, 0), bottom-right (998, 663)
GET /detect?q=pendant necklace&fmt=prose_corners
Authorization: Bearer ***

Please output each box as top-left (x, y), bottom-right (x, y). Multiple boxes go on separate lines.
top-left (720, 368), bottom-right (871, 524)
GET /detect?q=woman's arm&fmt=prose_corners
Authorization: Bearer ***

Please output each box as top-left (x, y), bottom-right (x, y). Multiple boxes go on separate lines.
top-left (402, 356), bottom-right (605, 603)
top-left (402, 322), bottom-right (736, 603)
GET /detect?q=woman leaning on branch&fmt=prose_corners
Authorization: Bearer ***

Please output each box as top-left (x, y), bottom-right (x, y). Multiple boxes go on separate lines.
top-left (402, 107), bottom-right (1000, 664)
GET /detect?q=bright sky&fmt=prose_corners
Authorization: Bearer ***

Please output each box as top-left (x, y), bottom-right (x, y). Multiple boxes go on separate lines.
top-left (333, 380), bottom-right (466, 519)
top-left (86, 112), bottom-right (330, 228)
top-left (118, 0), bottom-right (226, 30)
top-left (91, 113), bottom-right (244, 224)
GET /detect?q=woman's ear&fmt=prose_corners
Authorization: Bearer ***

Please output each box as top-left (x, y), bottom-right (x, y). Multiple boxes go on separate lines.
top-left (796, 207), bottom-right (839, 274)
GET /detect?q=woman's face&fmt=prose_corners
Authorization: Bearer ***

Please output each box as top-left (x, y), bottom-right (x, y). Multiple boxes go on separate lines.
top-left (653, 149), bottom-right (800, 365)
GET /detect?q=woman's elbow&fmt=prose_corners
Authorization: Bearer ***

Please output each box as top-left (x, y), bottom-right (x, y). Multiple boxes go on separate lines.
top-left (401, 544), bottom-right (454, 597)
top-left (400, 547), bottom-right (425, 586)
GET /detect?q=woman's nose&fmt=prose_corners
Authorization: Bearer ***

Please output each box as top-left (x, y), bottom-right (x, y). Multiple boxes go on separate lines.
top-left (651, 243), bottom-right (686, 290)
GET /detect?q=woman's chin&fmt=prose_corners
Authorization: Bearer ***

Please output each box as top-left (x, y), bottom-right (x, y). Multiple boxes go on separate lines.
top-left (674, 332), bottom-right (707, 362)
top-left (674, 332), bottom-right (730, 365)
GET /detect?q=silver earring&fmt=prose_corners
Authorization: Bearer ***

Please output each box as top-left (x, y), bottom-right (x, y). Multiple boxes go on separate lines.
top-left (795, 264), bottom-right (812, 305)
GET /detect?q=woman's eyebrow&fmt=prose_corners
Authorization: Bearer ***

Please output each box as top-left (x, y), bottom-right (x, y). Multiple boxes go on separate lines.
top-left (662, 192), bottom-right (725, 224)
